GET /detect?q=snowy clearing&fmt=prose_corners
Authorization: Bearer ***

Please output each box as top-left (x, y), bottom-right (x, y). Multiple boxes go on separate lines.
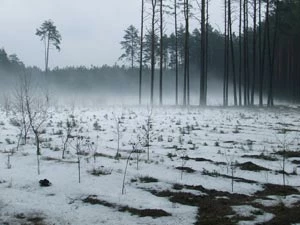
top-left (0, 105), bottom-right (300, 225)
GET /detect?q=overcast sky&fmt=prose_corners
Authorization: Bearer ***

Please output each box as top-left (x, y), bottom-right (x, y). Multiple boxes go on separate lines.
top-left (0, 0), bottom-right (224, 69)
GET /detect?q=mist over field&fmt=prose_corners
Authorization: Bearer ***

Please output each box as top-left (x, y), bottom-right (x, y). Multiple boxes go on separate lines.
top-left (0, 65), bottom-right (227, 107)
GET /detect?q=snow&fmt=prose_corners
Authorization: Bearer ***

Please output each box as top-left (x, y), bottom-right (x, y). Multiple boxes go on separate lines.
top-left (0, 105), bottom-right (300, 224)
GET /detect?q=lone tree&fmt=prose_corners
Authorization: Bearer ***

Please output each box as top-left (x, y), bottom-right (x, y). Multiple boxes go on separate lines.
top-left (36, 20), bottom-right (62, 74)
top-left (119, 25), bottom-right (140, 69)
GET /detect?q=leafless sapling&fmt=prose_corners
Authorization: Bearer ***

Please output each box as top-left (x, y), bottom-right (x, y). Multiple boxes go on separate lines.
top-left (6, 149), bottom-right (13, 169)
top-left (12, 75), bottom-right (32, 148)
top-left (113, 113), bottom-right (123, 160)
top-left (275, 129), bottom-right (297, 187)
top-left (180, 149), bottom-right (188, 180)
top-left (224, 150), bottom-right (237, 192)
top-left (22, 73), bottom-right (49, 175)
top-left (131, 136), bottom-right (143, 171)
top-left (69, 135), bottom-right (85, 183)
top-left (140, 109), bottom-right (153, 161)
top-left (87, 135), bottom-right (99, 165)
top-left (122, 142), bottom-right (137, 195)
top-left (61, 117), bottom-right (76, 159)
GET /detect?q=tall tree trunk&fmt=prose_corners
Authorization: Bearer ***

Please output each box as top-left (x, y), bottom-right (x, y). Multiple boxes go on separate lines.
top-left (223, 0), bottom-right (229, 106)
top-left (46, 33), bottom-right (50, 74)
top-left (223, 0), bottom-right (226, 106)
top-left (159, 0), bottom-right (163, 105)
top-left (205, 0), bottom-right (209, 103)
top-left (139, 0), bottom-right (144, 105)
top-left (262, 0), bottom-right (270, 107)
top-left (266, 0), bottom-right (272, 106)
top-left (183, 0), bottom-right (190, 106)
top-left (258, 0), bottom-right (264, 106)
top-left (239, 0), bottom-right (242, 106)
top-left (150, 0), bottom-right (157, 105)
top-left (246, 0), bottom-right (250, 105)
top-left (267, 0), bottom-right (279, 106)
top-left (131, 39), bottom-right (134, 69)
top-left (200, 0), bottom-right (207, 106)
top-left (243, 0), bottom-right (249, 105)
top-left (44, 38), bottom-right (47, 74)
top-left (228, 0), bottom-right (237, 106)
top-left (175, 0), bottom-right (179, 105)
top-left (251, 0), bottom-right (257, 105)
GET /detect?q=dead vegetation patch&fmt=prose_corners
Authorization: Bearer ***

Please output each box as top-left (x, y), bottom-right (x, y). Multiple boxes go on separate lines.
top-left (118, 206), bottom-right (171, 218)
top-left (138, 176), bottom-right (159, 183)
top-left (175, 166), bottom-right (196, 173)
top-left (14, 213), bottom-right (46, 225)
top-left (237, 161), bottom-right (270, 172)
top-left (275, 150), bottom-right (300, 158)
top-left (147, 183), bottom-right (300, 225)
top-left (201, 169), bottom-right (258, 184)
top-left (181, 156), bottom-right (213, 163)
top-left (150, 184), bottom-right (251, 225)
top-left (255, 203), bottom-right (300, 225)
top-left (93, 152), bottom-right (114, 159)
top-left (255, 183), bottom-right (300, 197)
top-left (82, 195), bottom-right (171, 218)
top-left (181, 156), bottom-right (227, 166)
top-left (292, 160), bottom-right (300, 164)
top-left (241, 154), bottom-right (277, 161)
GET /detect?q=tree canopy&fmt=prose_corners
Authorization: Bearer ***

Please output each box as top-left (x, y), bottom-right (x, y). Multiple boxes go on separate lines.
top-left (36, 19), bottom-right (62, 73)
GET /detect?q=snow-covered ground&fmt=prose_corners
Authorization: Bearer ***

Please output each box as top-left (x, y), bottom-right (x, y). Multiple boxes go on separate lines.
top-left (0, 105), bottom-right (299, 225)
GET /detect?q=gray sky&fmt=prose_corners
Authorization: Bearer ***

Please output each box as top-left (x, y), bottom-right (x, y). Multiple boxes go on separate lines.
top-left (0, 0), bottom-right (224, 69)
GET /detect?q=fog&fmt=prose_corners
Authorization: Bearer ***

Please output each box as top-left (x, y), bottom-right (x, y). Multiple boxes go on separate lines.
top-left (0, 67), bottom-right (229, 108)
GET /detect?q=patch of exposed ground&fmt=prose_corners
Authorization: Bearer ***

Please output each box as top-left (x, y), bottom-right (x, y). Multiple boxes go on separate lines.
top-left (82, 195), bottom-right (171, 218)
top-left (145, 183), bottom-right (300, 225)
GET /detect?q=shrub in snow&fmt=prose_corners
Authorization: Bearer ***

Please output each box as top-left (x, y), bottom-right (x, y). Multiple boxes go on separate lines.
top-left (39, 179), bottom-right (51, 187)
top-left (9, 118), bottom-right (21, 127)
top-left (93, 120), bottom-right (101, 131)
top-left (88, 166), bottom-right (112, 176)
top-left (5, 138), bottom-right (15, 145)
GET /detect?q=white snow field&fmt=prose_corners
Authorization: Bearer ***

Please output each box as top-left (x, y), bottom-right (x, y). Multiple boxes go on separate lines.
top-left (0, 105), bottom-right (300, 225)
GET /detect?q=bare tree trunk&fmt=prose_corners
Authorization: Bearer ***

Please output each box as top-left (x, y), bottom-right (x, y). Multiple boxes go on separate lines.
top-left (223, 0), bottom-right (229, 106)
top-left (246, 0), bottom-right (250, 105)
top-left (260, 0), bottom-right (267, 106)
top-left (200, 0), bottom-right (207, 106)
top-left (139, 0), bottom-right (144, 105)
top-left (205, 0), bottom-right (209, 103)
top-left (35, 132), bottom-right (41, 175)
top-left (46, 33), bottom-right (50, 74)
top-left (258, 0), bottom-right (262, 106)
top-left (228, 0), bottom-right (237, 106)
top-left (251, 0), bottom-right (257, 105)
top-left (122, 150), bottom-right (134, 194)
top-left (175, 0), bottom-right (179, 105)
top-left (183, 0), bottom-right (190, 106)
top-left (44, 39), bottom-right (47, 73)
top-left (150, 0), bottom-right (157, 105)
top-left (266, 0), bottom-right (271, 106)
top-left (131, 38), bottom-right (134, 69)
top-left (267, 0), bottom-right (279, 107)
top-left (159, 0), bottom-right (163, 105)
top-left (239, 0), bottom-right (243, 106)
top-left (243, 0), bottom-right (249, 105)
